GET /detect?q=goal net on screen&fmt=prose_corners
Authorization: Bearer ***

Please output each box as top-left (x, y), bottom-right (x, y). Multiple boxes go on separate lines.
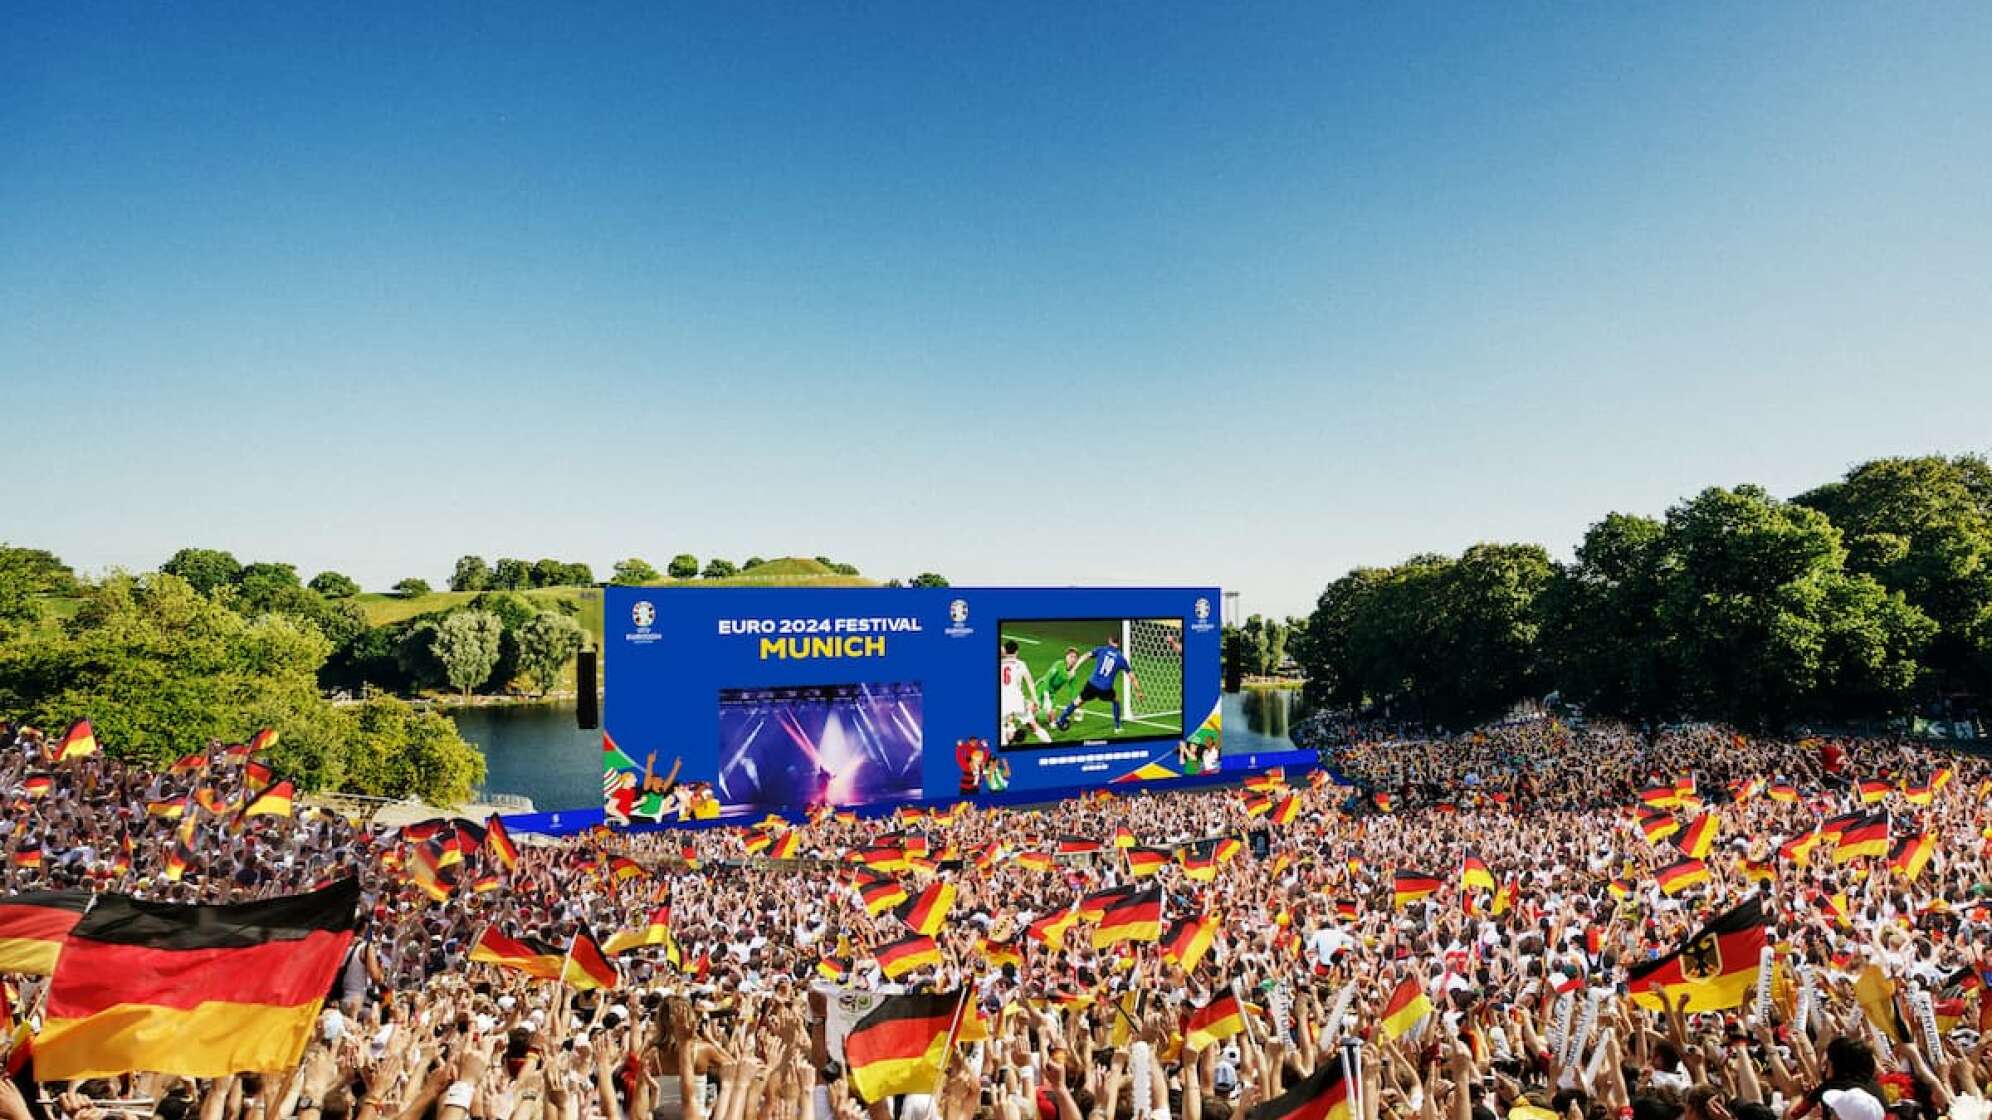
top-left (1123, 618), bottom-right (1184, 725)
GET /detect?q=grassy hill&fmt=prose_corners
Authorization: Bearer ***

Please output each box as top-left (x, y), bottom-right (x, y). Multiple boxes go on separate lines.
top-left (354, 557), bottom-right (878, 641)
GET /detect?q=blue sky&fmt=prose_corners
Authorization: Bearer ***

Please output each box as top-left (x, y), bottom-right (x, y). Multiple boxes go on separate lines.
top-left (3, 3), bottom-right (1988, 617)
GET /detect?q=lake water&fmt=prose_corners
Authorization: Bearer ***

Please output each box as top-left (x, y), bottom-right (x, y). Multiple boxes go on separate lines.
top-left (453, 687), bottom-right (1310, 812)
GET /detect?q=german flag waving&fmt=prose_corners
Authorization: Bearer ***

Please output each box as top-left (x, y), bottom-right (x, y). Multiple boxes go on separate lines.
top-left (1654, 858), bottom-right (1709, 895)
top-left (1126, 846), bottom-right (1171, 877)
top-left (562, 928), bottom-right (620, 990)
top-left (1027, 906), bottom-right (1079, 951)
top-left (843, 990), bottom-right (964, 1103)
top-left (485, 813), bottom-right (519, 869)
top-left (0, 891), bottom-right (91, 976)
top-left (875, 933), bottom-right (943, 979)
top-left (34, 877), bottom-right (359, 1080)
top-left (1887, 832), bottom-right (1934, 882)
top-left (1247, 1059), bottom-right (1351, 1120)
top-left (469, 927), bottom-right (565, 980)
top-left (896, 881), bottom-right (957, 936)
top-left (1673, 813), bottom-right (1717, 860)
top-left (861, 879), bottom-right (909, 916)
top-left (1161, 913), bottom-right (1218, 972)
top-left (54, 720), bottom-right (98, 762)
top-left (1379, 976), bottom-right (1433, 1039)
top-left (1834, 814), bottom-right (1890, 863)
top-left (1459, 855), bottom-right (1494, 892)
top-left (1093, 888), bottom-right (1162, 949)
top-left (1184, 991), bottom-right (1246, 1050)
top-left (1626, 896), bottom-right (1767, 1013)
top-left (1392, 870), bottom-right (1441, 908)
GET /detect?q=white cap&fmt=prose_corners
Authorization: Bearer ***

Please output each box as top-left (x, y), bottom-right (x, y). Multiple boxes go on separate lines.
top-left (1822, 1088), bottom-right (1885, 1120)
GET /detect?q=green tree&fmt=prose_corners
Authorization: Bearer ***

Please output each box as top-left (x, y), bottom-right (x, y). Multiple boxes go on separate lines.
top-left (449, 555), bottom-right (490, 593)
top-left (909, 572), bottom-right (950, 588)
top-left (514, 611), bottom-right (586, 696)
top-left (392, 577), bottom-right (432, 598)
top-left (743, 557), bottom-right (768, 570)
top-left (308, 571), bottom-right (360, 598)
top-left (612, 557), bottom-right (661, 584)
top-left (1293, 567), bottom-right (1392, 709)
top-left (831, 562), bottom-right (860, 576)
top-left (491, 558), bottom-right (531, 590)
top-left (1795, 455), bottom-right (1992, 698)
top-left (702, 557), bottom-right (738, 579)
top-left (431, 609), bottom-right (504, 698)
top-left (0, 572), bottom-right (345, 780)
top-left (1539, 513), bottom-right (1675, 718)
top-left (160, 547), bottom-right (242, 596)
top-left (667, 554), bottom-right (699, 579)
top-left (561, 562), bottom-right (594, 585)
top-left (342, 694), bottom-right (485, 805)
top-left (1656, 485), bottom-right (1933, 725)
top-left (530, 558), bottom-right (567, 588)
top-left (0, 544), bottom-right (76, 635)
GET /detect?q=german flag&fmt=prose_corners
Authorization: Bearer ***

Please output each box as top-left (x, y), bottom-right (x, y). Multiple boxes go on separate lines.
top-left (1780, 829), bottom-right (1823, 864)
top-left (169, 753), bottom-right (207, 775)
top-left (247, 728), bottom-right (278, 754)
top-left (470, 873), bottom-right (501, 894)
top-left (1027, 905), bottom-right (1079, 951)
top-left (980, 936), bottom-right (1023, 972)
top-left (1639, 785), bottom-right (1680, 809)
top-left (146, 796), bottom-right (188, 819)
top-left (1637, 810), bottom-right (1680, 844)
top-left (844, 991), bottom-right (963, 1103)
top-left (1181, 850), bottom-right (1218, 882)
top-left (1245, 1059), bottom-right (1350, 1120)
top-left (1270, 795), bottom-right (1301, 827)
top-left (1674, 813), bottom-right (1718, 860)
top-left (33, 877), bottom-right (359, 1080)
top-left (610, 856), bottom-right (647, 881)
top-left (1373, 791), bottom-right (1393, 813)
top-left (1625, 896), bottom-right (1766, 1013)
top-left (1244, 769), bottom-right (1285, 793)
top-left (22, 773), bottom-right (53, 799)
top-left (769, 831), bottom-right (801, 860)
top-left (1459, 855), bottom-right (1494, 892)
top-left (1160, 913), bottom-right (1217, 972)
top-left (817, 956), bottom-right (852, 982)
top-left (860, 843), bottom-right (908, 872)
top-left (1768, 782), bottom-right (1799, 803)
top-left (486, 814), bottom-right (519, 869)
top-left (743, 830), bottom-right (774, 855)
top-left (10, 847), bottom-right (43, 870)
top-left (1126, 847), bottom-right (1171, 877)
top-left (1887, 832), bottom-right (1934, 881)
top-left (1858, 779), bottom-right (1891, 805)
top-left (1492, 878), bottom-right (1519, 915)
top-left (1740, 856), bottom-right (1777, 884)
top-left (972, 843), bottom-right (1001, 872)
top-left (243, 761), bottom-right (273, 792)
top-left (1834, 814), bottom-right (1890, 863)
top-left (1379, 976), bottom-right (1433, 1039)
top-left (468, 927), bottom-right (564, 980)
top-left (897, 881), bottom-right (957, 936)
top-left (1242, 792), bottom-right (1273, 818)
top-left (1184, 991), bottom-right (1246, 1050)
top-left (1655, 858), bottom-right (1709, 895)
top-left (0, 891), bottom-right (90, 975)
top-left (1392, 870), bottom-right (1441, 908)
top-left (1606, 877), bottom-right (1632, 899)
top-left (54, 720), bottom-right (98, 761)
top-left (1819, 811), bottom-right (1863, 844)
top-left (1093, 888), bottom-right (1162, 949)
top-left (875, 933), bottom-right (942, 979)
top-left (1931, 767), bottom-right (1955, 792)
top-left (1334, 899), bottom-right (1359, 922)
top-left (1215, 837), bottom-right (1245, 864)
top-left (679, 844), bottom-right (701, 870)
top-left (1112, 825), bottom-right (1136, 849)
top-left (1078, 884), bottom-right (1137, 923)
top-left (240, 780), bottom-right (294, 820)
top-left (1901, 780), bottom-right (1934, 806)
top-left (861, 879), bottom-right (909, 916)
top-left (603, 908), bottom-right (681, 964)
top-left (1057, 835), bottom-right (1101, 856)
top-left (195, 787), bottom-right (231, 815)
top-left (163, 840), bottom-right (193, 882)
top-left (562, 928), bottom-right (620, 990)
top-left (1015, 850), bottom-right (1054, 873)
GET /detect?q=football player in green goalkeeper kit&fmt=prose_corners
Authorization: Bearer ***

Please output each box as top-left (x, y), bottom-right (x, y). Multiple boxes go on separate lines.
top-left (1039, 646), bottom-right (1086, 725)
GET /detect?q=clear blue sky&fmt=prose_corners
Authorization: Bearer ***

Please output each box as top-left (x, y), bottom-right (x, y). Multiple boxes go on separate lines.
top-left (4, 3), bottom-right (1988, 617)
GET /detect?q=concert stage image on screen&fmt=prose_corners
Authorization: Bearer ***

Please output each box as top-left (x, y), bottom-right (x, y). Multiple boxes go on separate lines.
top-left (715, 682), bottom-right (924, 810)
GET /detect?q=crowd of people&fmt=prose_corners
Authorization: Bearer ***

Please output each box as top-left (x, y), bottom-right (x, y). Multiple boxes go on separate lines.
top-left (4, 716), bottom-right (1992, 1120)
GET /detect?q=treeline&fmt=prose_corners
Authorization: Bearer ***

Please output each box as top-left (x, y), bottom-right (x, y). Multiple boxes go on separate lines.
top-left (1293, 454), bottom-right (1992, 729)
top-left (0, 568), bottom-right (485, 805)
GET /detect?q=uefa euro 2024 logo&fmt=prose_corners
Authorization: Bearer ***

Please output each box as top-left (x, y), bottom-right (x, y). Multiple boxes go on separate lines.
top-left (1195, 598), bottom-right (1210, 623)
top-left (949, 599), bottom-right (969, 625)
top-left (632, 601), bottom-right (656, 629)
